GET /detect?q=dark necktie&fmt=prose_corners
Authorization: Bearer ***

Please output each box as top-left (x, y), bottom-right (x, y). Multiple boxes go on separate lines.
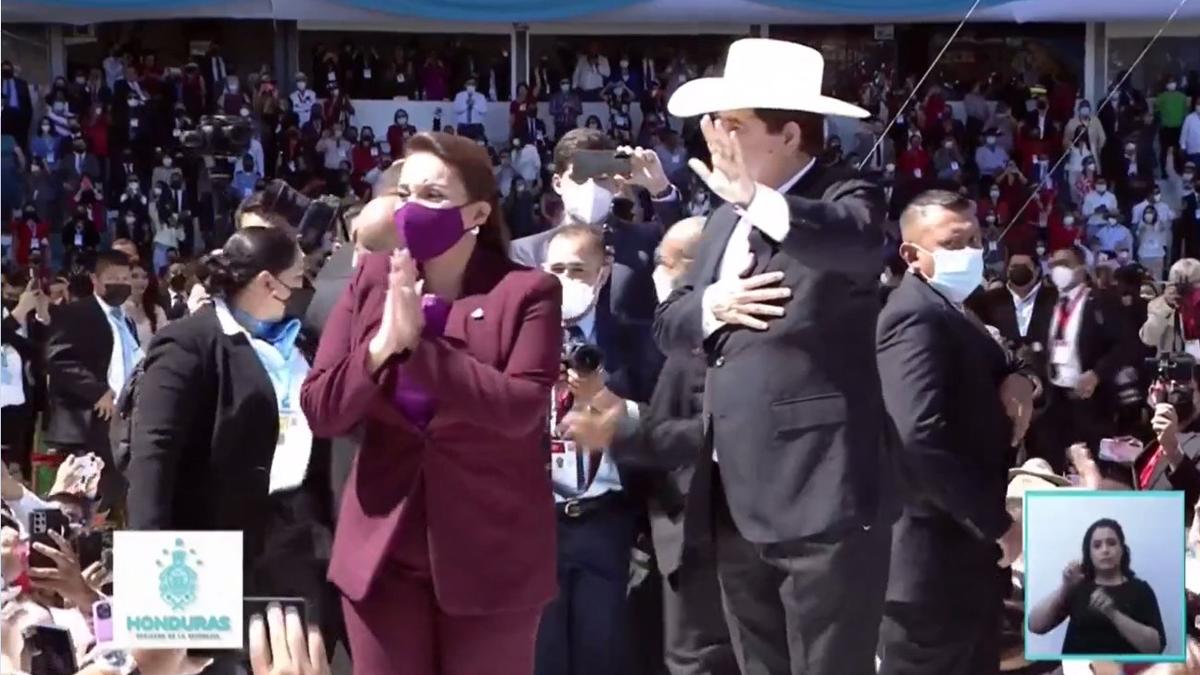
top-left (1054, 297), bottom-right (1071, 341)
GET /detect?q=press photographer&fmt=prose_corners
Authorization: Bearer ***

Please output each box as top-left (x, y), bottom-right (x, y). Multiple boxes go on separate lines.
top-left (1132, 353), bottom-right (1200, 508)
top-left (540, 224), bottom-right (663, 675)
top-left (1141, 258), bottom-right (1200, 358)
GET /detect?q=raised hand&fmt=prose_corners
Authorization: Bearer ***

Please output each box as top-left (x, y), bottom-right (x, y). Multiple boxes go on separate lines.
top-left (1063, 560), bottom-right (1085, 588)
top-left (368, 249), bottom-right (425, 371)
top-left (688, 115), bottom-right (756, 207)
top-left (616, 145), bottom-right (670, 195)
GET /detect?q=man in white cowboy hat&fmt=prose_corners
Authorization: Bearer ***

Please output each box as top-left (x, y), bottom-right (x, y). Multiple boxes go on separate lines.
top-left (653, 38), bottom-right (892, 675)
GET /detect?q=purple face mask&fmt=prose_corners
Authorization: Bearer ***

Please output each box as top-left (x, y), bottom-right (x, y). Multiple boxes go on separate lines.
top-left (394, 201), bottom-right (469, 261)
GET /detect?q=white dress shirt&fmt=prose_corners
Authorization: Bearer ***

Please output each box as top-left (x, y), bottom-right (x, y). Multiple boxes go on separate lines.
top-left (1009, 282), bottom-right (1041, 338)
top-left (1048, 285), bottom-right (1088, 389)
top-left (553, 308), bottom-right (623, 501)
top-left (702, 158), bottom-right (815, 337)
top-left (96, 295), bottom-right (143, 397)
top-left (453, 90), bottom-right (488, 126)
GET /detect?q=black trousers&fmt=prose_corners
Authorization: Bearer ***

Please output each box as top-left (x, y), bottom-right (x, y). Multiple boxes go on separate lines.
top-left (712, 483), bottom-right (890, 675)
top-left (663, 555), bottom-right (739, 675)
top-left (1041, 387), bottom-right (1112, 473)
top-left (534, 496), bottom-right (639, 675)
top-left (877, 566), bottom-right (1006, 675)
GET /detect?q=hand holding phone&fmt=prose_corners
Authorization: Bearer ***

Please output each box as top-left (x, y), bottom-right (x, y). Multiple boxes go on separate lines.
top-left (1098, 436), bottom-right (1145, 465)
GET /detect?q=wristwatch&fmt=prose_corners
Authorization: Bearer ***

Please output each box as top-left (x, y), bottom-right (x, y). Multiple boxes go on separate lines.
top-left (650, 184), bottom-right (676, 201)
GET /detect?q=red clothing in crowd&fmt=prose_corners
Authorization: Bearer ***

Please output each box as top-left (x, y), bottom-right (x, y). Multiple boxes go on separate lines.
top-left (1048, 216), bottom-right (1084, 252)
top-left (922, 92), bottom-right (948, 134)
top-left (1050, 81), bottom-right (1077, 125)
top-left (977, 197), bottom-right (1012, 227)
top-left (897, 146), bottom-right (932, 179)
top-left (1015, 135), bottom-right (1053, 172)
top-left (82, 114), bottom-right (110, 159)
top-left (386, 124), bottom-right (406, 160)
top-left (12, 218), bottom-right (50, 266)
top-left (510, 95), bottom-right (538, 138)
top-left (419, 60), bottom-right (450, 101)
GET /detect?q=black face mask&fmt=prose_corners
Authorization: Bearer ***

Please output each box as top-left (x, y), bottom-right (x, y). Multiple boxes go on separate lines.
top-left (1007, 265), bottom-right (1036, 287)
top-left (168, 273), bottom-right (187, 292)
top-left (101, 283), bottom-right (132, 306)
top-left (282, 283), bottom-right (315, 320)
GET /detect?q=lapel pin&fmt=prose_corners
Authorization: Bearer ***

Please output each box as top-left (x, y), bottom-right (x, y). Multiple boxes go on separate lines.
top-left (470, 308), bottom-right (485, 320)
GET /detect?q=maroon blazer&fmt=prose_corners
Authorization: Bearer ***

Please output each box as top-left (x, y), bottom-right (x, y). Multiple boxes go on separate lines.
top-left (300, 245), bottom-right (562, 615)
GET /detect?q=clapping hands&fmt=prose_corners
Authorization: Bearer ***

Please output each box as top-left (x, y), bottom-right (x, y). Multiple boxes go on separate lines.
top-left (367, 249), bottom-right (424, 372)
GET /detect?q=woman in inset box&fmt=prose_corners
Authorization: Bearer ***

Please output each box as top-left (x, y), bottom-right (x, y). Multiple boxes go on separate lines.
top-left (1030, 517), bottom-right (1166, 655)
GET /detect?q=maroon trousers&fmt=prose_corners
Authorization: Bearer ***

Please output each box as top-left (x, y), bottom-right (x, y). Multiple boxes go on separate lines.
top-left (342, 566), bottom-right (541, 675)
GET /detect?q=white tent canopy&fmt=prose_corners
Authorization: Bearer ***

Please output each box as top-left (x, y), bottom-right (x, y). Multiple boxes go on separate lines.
top-left (2, 0), bottom-right (1196, 25)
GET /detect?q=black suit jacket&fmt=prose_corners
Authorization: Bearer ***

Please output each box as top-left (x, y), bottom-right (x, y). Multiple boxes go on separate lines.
top-left (970, 284), bottom-right (1058, 350)
top-left (125, 304), bottom-right (331, 602)
top-left (654, 162), bottom-right (892, 543)
top-left (876, 273), bottom-right (1022, 603)
top-left (509, 196), bottom-right (683, 324)
top-left (610, 344), bottom-right (707, 577)
top-left (1042, 288), bottom-right (1133, 395)
top-left (45, 298), bottom-right (129, 446)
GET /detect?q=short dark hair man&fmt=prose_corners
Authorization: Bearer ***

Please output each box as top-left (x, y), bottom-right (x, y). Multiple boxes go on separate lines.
top-left (654, 38), bottom-right (891, 674)
top-left (876, 189), bottom-right (1036, 674)
top-left (509, 128), bottom-right (683, 324)
top-left (45, 249), bottom-right (139, 509)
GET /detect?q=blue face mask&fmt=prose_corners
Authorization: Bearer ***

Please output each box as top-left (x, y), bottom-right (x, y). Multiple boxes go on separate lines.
top-left (916, 245), bottom-right (984, 303)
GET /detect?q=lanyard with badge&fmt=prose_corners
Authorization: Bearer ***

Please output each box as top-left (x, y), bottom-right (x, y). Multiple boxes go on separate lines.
top-left (1050, 289), bottom-right (1087, 382)
top-left (255, 339), bottom-right (312, 493)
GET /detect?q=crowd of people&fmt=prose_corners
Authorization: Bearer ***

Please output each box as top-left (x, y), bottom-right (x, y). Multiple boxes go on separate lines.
top-left (3, 29), bottom-right (1200, 675)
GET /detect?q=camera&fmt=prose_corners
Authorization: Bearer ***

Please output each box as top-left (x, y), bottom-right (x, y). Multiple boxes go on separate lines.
top-left (262, 180), bottom-right (347, 255)
top-left (179, 114), bottom-right (253, 180)
top-left (1147, 352), bottom-right (1197, 417)
top-left (563, 341), bottom-right (604, 375)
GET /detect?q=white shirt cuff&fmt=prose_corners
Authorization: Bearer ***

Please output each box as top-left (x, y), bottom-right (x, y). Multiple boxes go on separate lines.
top-left (701, 285), bottom-right (726, 338)
top-left (624, 399), bottom-right (641, 422)
top-left (738, 183), bottom-right (790, 242)
top-left (650, 185), bottom-right (678, 202)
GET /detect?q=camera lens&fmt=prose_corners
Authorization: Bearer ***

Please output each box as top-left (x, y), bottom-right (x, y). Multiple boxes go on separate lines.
top-left (96, 603), bottom-right (112, 619)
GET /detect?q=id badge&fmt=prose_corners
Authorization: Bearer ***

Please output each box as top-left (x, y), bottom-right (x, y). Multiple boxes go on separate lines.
top-left (130, 118), bottom-right (139, 129)
top-left (913, 168), bottom-right (923, 179)
top-left (74, 234), bottom-right (83, 247)
top-left (363, 68), bottom-right (372, 79)
top-left (1050, 341), bottom-right (1072, 366)
top-left (550, 439), bottom-right (586, 493)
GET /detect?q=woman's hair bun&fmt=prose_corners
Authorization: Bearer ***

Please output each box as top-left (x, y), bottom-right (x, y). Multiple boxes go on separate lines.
top-left (199, 227), bottom-right (299, 299)
top-left (199, 249), bottom-right (242, 298)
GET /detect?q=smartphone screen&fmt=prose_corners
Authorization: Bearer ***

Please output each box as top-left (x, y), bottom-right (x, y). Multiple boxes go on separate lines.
top-left (92, 600), bottom-right (114, 644)
top-left (1098, 437), bottom-right (1145, 465)
top-left (24, 624), bottom-right (77, 675)
top-left (571, 150), bottom-right (632, 181)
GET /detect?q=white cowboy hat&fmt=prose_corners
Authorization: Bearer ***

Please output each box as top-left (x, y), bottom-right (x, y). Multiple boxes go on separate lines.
top-left (668, 39), bottom-right (869, 120)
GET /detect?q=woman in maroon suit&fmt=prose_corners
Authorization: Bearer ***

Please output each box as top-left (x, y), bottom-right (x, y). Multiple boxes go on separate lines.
top-left (300, 132), bottom-right (563, 675)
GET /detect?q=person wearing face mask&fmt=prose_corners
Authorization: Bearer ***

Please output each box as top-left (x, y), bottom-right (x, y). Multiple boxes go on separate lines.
top-left (533, 224), bottom-right (665, 675)
top-left (975, 128), bottom-right (1010, 179)
top-left (1182, 98), bottom-right (1200, 166)
top-left (290, 73), bottom-right (318, 127)
top-left (1063, 100), bottom-right (1106, 159)
top-left (1094, 214), bottom-right (1135, 256)
top-left (551, 79), bottom-right (583, 141)
top-left (43, 250), bottom-right (142, 510)
top-left (2, 270), bottom-right (50, 478)
top-left (387, 109), bottom-right (415, 160)
top-left (509, 128), bottom-right (681, 324)
top-left (1134, 188), bottom-right (1177, 233)
top-left (1157, 80), bottom-right (1190, 172)
top-left (13, 206), bottom-right (49, 269)
top-left (1083, 179), bottom-right (1119, 229)
top-left (125, 225), bottom-right (335, 671)
top-left (220, 75), bottom-right (250, 117)
top-left (1, 60), bottom-right (33, 152)
top-left (1140, 258), bottom-right (1200, 358)
top-left (1177, 169), bottom-right (1200, 259)
top-left (45, 95), bottom-right (76, 140)
top-left (1040, 247), bottom-right (1133, 471)
top-left (452, 77), bottom-right (488, 141)
top-left (1137, 206), bottom-right (1170, 280)
top-left (30, 117), bottom-right (61, 166)
top-left (877, 190), bottom-right (1036, 675)
top-left (300, 132), bottom-right (563, 674)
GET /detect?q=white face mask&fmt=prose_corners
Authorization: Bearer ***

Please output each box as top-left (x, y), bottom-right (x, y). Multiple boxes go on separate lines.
top-left (653, 266), bottom-right (675, 303)
top-left (562, 178), bottom-right (613, 225)
top-left (985, 136), bottom-right (996, 145)
top-left (466, 85), bottom-right (476, 93)
top-left (1167, 82), bottom-right (1178, 91)
top-left (917, 245), bottom-right (984, 303)
top-left (558, 275), bottom-right (599, 324)
top-left (1050, 265), bottom-right (1078, 291)
top-left (296, 81), bottom-right (307, 91)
